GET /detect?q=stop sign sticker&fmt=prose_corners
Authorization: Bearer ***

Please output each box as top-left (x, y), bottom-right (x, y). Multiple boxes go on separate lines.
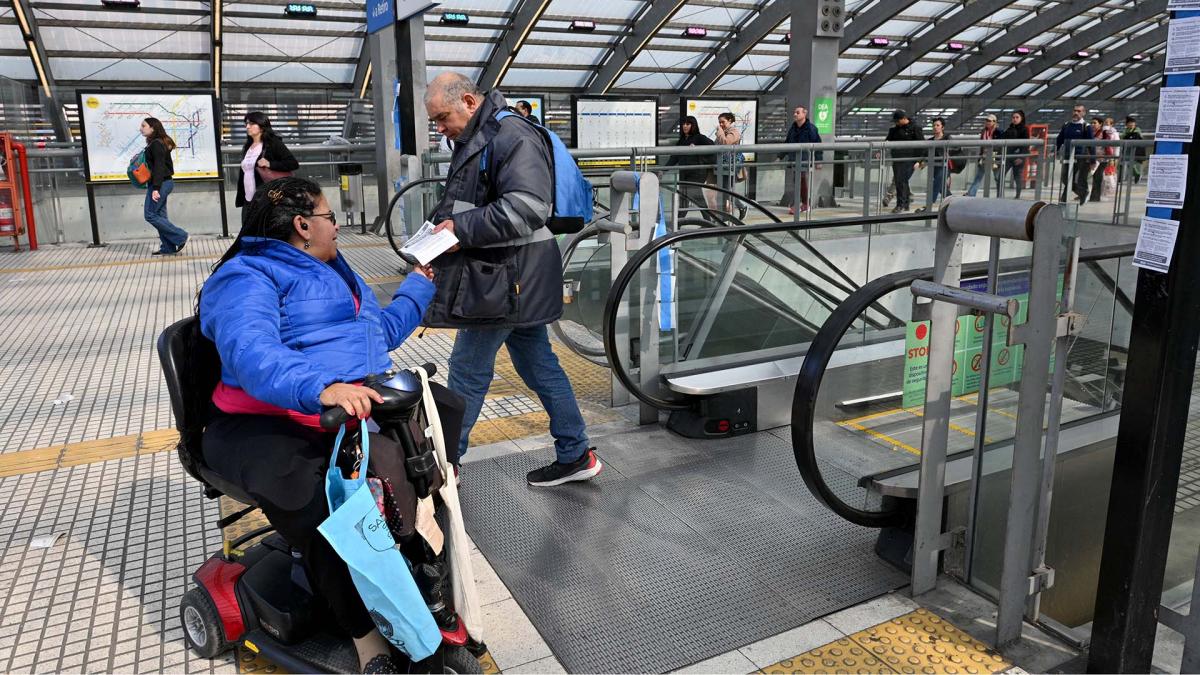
top-left (971, 353), bottom-right (983, 371)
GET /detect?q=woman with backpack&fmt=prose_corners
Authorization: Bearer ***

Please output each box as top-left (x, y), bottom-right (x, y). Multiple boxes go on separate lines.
top-left (140, 117), bottom-right (189, 255)
top-left (1002, 110), bottom-right (1031, 199)
top-left (236, 111), bottom-right (300, 208)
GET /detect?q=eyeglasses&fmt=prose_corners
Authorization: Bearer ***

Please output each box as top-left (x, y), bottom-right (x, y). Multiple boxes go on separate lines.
top-left (311, 211), bottom-right (337, 226)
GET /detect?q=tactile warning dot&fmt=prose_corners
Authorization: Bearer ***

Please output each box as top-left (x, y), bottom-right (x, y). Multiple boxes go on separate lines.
top-left (849, 609), bottom-right (1009, 675)
top-left (478, 650), bottom-right (501, 674)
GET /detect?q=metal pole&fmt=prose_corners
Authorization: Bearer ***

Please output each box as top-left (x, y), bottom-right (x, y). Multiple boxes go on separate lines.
top-left (963, 235), bottom-right (1001, 583)
top-left (215, 178), bottom-right (230, 238)
top-left (85, 182), bottom-right (104, 247)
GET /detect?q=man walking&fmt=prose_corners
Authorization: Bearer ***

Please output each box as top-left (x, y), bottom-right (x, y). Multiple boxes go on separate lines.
top-left (1055, 104), bottom-right (1093, 204)
top-left (423, 72), bottom-right (601, 487)
top-left (885, 110), bottom-right (924, 213)
top-left (780, 105), bottom-right (822, 214)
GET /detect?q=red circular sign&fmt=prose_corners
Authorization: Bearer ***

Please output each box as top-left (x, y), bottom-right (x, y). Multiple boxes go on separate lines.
top-left (971, 353), bottom-right (983, 371)
top-left (916, 323), bottom-right (928, 340)
top-left (998, 348), bottom-right (1011, 366)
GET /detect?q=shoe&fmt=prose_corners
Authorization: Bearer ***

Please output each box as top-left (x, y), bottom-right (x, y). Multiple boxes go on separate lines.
top-left (891, 206), bottom-right (905, 214)
top-left (176, 235), bottom-right (189, 253)
top-left (799, 204), bottom-right (809, 213)
top-left (788, 207), bottom-right (795, 215)
top-left (527, 448), bottom-right (603, 487)
top-left (881, 197), bottom-right (891, 208)
top-left (362, 654), bottom-right (404, 674)
top-left (151, 249), bottom-right (174, 256)
top-left (915, 207), bottom-right (927, 213)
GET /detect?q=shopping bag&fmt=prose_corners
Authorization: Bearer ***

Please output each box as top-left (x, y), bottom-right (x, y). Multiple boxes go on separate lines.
top-left (414, 367), bottom-right (484, 643)
top-left (1102, 172), bottom-right (1117, 198)
top-left (127, 150), bottom-right (151, 186)
top-left (319, 424), bottom-right (442, 661)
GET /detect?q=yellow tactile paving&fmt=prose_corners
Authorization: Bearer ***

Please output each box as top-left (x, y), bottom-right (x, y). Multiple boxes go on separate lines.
top-left (761, 637), bottom-right (889, 674)
top-left (0, 429), bottom-right (180, 477)
top-left (761, 609), bottom-right (1011, 675)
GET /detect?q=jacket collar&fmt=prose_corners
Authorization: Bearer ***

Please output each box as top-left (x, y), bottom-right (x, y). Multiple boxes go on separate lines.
top-left (448, 90), bottom-right (509, 175)
top-left (239, 236), bottom-right (354, 278)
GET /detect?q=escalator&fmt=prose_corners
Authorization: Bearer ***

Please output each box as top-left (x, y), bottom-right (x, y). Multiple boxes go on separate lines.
top-left (788, 240), bottom-right (1138, 642)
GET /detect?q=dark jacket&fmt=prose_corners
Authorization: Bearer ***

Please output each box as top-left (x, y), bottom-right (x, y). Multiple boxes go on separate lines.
top-left (1123, 126), bottom-right (1147, 158)
top-left (199, 237), bottom-right (434, 414)
top-left (1056, 120), bottom-right (1093, 160)
top-left (144, 138), bottom-right (174, 190)
top-left (784, 120), bottom-right (823, 161)
top-left (1001, 122), bottom-right (1031, 159)
top-left (665, 119), bottom-right (715, 171)
top-left (235, 134), bottom-right (300, 207)
top-left (425, 90), bottom-right (560, 329)
top-left (886, 122), bottom-right (925, 160)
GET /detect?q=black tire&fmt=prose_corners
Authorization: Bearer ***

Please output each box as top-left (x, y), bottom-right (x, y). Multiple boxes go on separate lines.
top-left (179, 586), bottom-right (232, 659)
top-left (442, 645), bottom-right (483, 674)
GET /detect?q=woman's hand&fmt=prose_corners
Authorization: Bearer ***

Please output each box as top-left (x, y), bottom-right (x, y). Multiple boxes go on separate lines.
top-left (413, 264), bottom-right (435, 281)
top-left (320, 383), bottom-right (385, 420)
top-left (152, 190), bottom-right (161, 202)
top-left (257, 158), bottom-right (270, 168)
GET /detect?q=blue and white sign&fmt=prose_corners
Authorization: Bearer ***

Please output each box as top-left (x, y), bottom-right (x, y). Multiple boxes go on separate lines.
top-left (367, 0), bottom-right (437, 34)
top-left (366, 0), bottom-right (394, 34)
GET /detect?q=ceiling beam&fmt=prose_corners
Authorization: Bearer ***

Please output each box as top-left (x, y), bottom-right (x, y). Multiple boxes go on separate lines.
top-left (1086, 55), bottom-right (1164, 101)
top-left (1015, 27), bottom-right (1166, 114)
top-left (839, 0), bottom-right (1017, 111)
top-left (945, 0), bottom-right (1167, 124)
top-left (840, 0), bottom-right (922, 50)
top-left (900, 0), bottom-right (1111, 116)
top-left (586, 0), bottom-right (687, 94)
top-left (476, 0), bottom-right (552, 90)
top-left (680, 0), bottom-right (788, 96)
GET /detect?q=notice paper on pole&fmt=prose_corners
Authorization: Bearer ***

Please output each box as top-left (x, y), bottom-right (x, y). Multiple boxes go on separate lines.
top-left (1133, 217), bottom-right (1182, 274)
top-left (1156, 87), bottom-right (1200, 142)
top-left (1167, 16), bottom-right (1200, 74)
top-left (1147, 154), bottom-right (1189, 209)
top-left (1168, 0), bottom-right (1200, 8)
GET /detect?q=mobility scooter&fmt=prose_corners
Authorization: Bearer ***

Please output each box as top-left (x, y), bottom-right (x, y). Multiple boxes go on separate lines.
top-left (158, 316), bottom-right (484, 673)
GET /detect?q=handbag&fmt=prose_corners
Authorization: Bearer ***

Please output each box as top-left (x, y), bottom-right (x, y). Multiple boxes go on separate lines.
top-left (414, 367), bottom-right (484, 643)
top-left (127, 150), bottom-right (151, 187)
top-left (318, 425), bottom-right (442, 661)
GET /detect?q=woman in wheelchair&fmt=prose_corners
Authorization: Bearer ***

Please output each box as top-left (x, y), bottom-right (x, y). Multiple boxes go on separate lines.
top-left (198, 177), bottom-right (435, 673)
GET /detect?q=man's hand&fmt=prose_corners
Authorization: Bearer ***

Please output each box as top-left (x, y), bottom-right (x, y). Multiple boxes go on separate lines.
top-left (433, 219), bottom-right (461, 252)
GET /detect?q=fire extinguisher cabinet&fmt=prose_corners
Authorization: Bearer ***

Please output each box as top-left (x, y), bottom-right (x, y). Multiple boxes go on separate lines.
top-left (0, 134), bottom-right (24, 251)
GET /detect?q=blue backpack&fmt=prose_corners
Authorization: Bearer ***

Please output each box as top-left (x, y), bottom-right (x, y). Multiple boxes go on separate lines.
top-left (482, 109), bottom-right (593, 235)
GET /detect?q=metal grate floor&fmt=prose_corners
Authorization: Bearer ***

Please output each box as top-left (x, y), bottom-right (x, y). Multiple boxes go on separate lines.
top-left (459, 427), bottom-right (907, 674)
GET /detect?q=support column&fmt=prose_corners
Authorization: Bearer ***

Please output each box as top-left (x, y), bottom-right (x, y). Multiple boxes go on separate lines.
top-left (787, 0), bottom-right (843, 208)
top-left (370, 14), bottom-right (427, 230)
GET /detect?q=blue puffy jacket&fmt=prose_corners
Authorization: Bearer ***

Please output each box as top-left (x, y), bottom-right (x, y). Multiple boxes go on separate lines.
top-left (199, 237), bottom-right (435, 414)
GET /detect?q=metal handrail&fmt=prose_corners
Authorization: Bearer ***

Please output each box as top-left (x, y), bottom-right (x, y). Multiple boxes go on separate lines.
top-left (601, 212), bottom-right (940, 411)
top-left (789, 242), bottom-right (1136, 528)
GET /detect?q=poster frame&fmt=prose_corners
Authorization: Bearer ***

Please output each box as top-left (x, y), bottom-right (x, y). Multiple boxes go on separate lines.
top-left (570, 94), bottom-right (660, 149)
top-left (678, 96), bottom-right (760, 162)
top-left (76, 88), bottom-right (224, 185)
top-left (504, 94), bottom-right (547, 125)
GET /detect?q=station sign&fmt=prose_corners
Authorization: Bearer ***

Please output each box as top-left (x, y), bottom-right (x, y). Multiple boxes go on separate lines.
top-left (367, 0), bottom-right (439, 34)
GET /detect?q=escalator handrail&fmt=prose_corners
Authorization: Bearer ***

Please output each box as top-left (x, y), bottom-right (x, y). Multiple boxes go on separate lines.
top-left (602, 212), bottom-right (940, 412)
top-left (790, 242), bottom-right (1137, 529)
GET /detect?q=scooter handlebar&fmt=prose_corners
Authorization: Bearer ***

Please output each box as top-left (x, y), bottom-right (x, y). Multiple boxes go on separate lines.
top-left (318, 364), bottom-right (437, 430)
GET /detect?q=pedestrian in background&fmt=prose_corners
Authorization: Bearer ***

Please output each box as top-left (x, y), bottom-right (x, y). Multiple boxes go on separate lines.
top-left (885, 110), bottom-right (924, 213)
top-left (235, 111), bottom-right (299, 209)
top-left (1001, 110), bottom-right (1030, 199)
top-left (966, 114), bottom-right (1002, 197)
top-left (515, 100), bottom-right (541, 125)
top-left (140, 117), bottom-right (188, 255)
top-left (917, 117), bottom-right (951, 212)
top-left (1055, 104), bottom-right (1092, 204)
top-left (1121, 115), bottom-right (1145, 185)
top-left (665, 115), bottom-right (714, 216)
top-left (780, 105), bottom-right (822, 215)
top-left (712, 112), bottom-right (743, 213)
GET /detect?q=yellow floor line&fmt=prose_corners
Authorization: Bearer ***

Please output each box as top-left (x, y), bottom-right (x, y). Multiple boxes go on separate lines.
top-left (840, 421), bottom-right (922, 456)
top-left (0, 430), bottom-right (179, 478)
top-left (760, 608), bottom-right (1011, 674)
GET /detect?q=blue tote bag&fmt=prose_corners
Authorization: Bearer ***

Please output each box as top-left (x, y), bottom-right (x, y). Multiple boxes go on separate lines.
top-left (318, 424), bottom-right (442, 661)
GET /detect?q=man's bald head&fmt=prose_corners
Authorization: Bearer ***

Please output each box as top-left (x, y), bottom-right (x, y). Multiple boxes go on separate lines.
top-left (425, 72), bottom-right (485, 140)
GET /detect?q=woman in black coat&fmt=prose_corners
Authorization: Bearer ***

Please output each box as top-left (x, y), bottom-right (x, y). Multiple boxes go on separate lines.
top-left (235, 111), bottom-right (300, 208)
top-left (665, 116), bottom-right (714, 216)
top-left (1001, 109), bottom-right (1031, 199)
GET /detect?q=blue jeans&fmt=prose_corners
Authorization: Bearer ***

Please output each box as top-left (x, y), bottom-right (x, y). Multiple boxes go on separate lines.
top-left (930, 166), bottom-right (947, 203)
top-left (966, 165), bottom-right (1001, 197)
top-left (448, 324), bottom-right (589, 463)
top-left (144, 179), bottom-right (188, 252)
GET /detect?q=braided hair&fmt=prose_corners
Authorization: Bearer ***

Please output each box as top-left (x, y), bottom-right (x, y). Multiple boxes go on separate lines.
top-left (197, 177), bottom-right (323, 311)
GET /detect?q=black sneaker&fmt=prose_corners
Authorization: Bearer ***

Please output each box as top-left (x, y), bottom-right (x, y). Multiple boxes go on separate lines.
top-left (527, 449), bottom-right (603, 487)
top-left (176, 235), bottom-right (189, 253)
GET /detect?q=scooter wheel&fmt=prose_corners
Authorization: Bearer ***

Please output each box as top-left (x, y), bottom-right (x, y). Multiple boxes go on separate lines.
top-left (442, 645), bottom-right (484, 674)
top-left (180, 587), bottom-right (232, 658)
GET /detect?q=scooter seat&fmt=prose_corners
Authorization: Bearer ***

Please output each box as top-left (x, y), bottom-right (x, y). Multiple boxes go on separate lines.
top-left (198, 464), bottom-right (259, 508)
